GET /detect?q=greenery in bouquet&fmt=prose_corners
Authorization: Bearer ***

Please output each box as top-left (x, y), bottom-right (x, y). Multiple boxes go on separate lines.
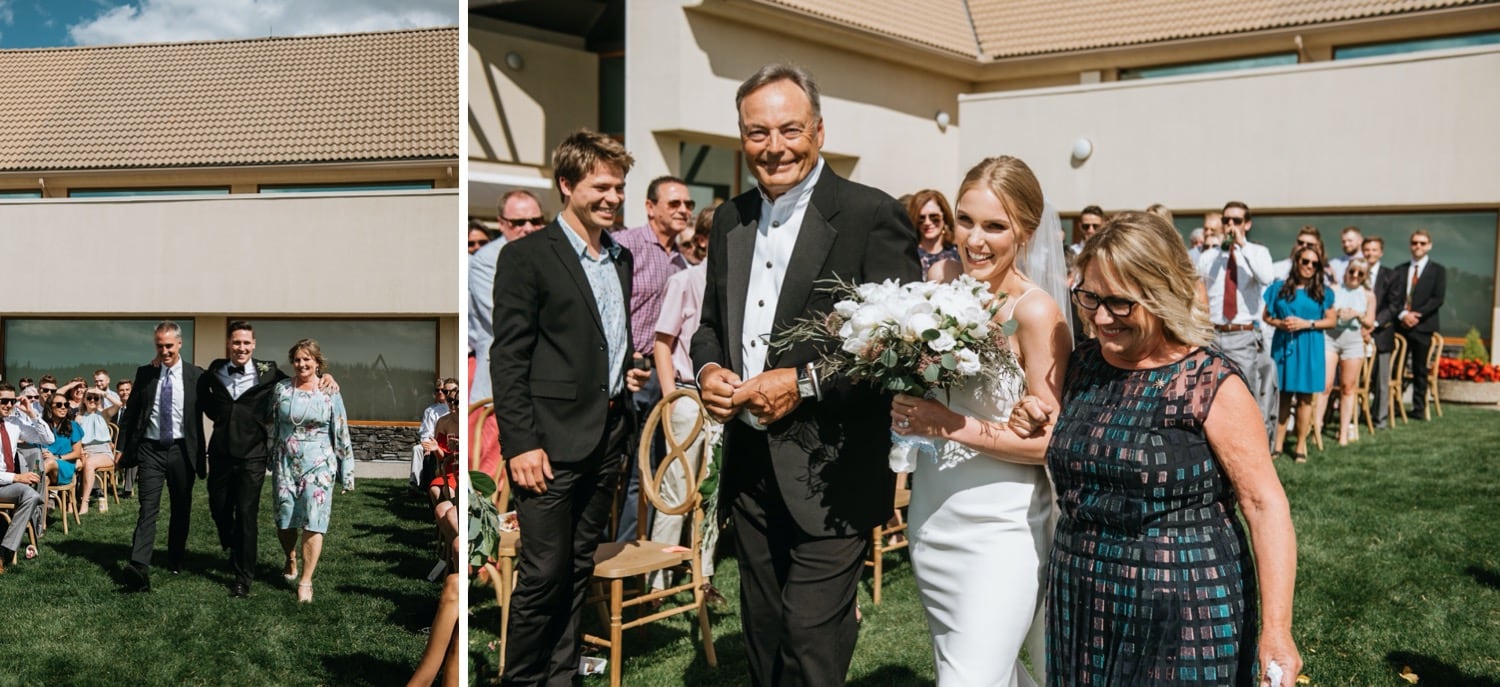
top-left (776, 275), bottom-right (1020, 394)
top-left (468, 470), bottom-right (503, 568)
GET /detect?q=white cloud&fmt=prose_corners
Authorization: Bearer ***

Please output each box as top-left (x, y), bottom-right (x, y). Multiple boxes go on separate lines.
top-left (67, 0), bottom-right (457, 46)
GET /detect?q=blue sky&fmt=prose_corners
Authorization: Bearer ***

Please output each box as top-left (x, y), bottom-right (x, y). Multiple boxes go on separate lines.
top-left (0, 0), bottom-right (458, 49)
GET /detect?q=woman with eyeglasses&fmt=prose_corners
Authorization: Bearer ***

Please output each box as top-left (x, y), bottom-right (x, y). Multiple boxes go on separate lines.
top-left (1265, 244), bottom-right (1337, 462)
top-left (889, 157), bottom-right (1072, 685)
top-left (1010, 211), bottom-right (1300, 686)
top-left (905, 189), bottom-right (961, 281)
top-left (1330, 258), bottom-right (1376, 446)
top-left (41, 390), bottom-right (85, 513)
top-left (76, 391), bottom-right (115, 514)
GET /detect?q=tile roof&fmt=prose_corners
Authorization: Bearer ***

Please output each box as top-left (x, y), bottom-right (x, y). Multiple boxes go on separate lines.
top-left (747, 0), bottom-right (1495, 59)
top-left (0, 27), bottom-right (458, 172)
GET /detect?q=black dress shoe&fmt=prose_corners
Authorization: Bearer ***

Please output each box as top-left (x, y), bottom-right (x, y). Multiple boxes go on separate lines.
top-left (125, 565), bottom-right (152, 593)
top-left (229, 582), bottom-right (250, 598)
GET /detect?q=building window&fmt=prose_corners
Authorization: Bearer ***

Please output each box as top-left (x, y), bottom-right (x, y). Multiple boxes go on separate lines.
top-left (258, 182), bottom-right (435, 193)
top-left (599, 52), bottom-right (625, 138)
top-left (0, 190), bottom-right (42, 198)
top-left (1179, 211), bottom-right (1497, 340)
top-left (679, 141), bottom-right (737, 208)
top-left (1335, 31), bottom-right (1500, 60)
top-left (2, 319), bottom-right (197, 387)
top-left (68, 187), bottom-right (230, 198)
top-left (238, 319), bottom-right (438, 423)
top-left (1119, 53), bottom-right (1298, 80)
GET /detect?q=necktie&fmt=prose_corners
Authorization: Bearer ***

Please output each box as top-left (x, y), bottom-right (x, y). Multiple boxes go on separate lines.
top-left (158, 367), bottom-right (174, 447)
top-left (2, 423), bottom-right (14, 474)
top-left (229, 364), bottom-right (246, 375)
top-left (1222, 248), bottom-right (1239, 322)
top-left (1406, 265), bottom-right (1419, 310)
top-left (1367, 265), bottom-right (1377, 290)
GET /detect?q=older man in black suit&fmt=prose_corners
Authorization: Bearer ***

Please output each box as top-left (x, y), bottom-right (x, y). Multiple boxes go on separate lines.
top-left (491, 129), bottom-right (649, 687)
top-left (691, 64), bottom-right (921, 687)
top-left (120, 320), bottom-right (207, 591)
top-left (199, 321), bottom-right (288, 598)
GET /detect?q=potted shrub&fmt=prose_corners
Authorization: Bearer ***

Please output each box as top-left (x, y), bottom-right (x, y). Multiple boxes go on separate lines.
top-left (1437, 328), bottom-right (1500, 404)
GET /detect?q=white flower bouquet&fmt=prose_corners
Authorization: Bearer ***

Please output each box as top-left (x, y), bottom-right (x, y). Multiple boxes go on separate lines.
top-left (777, 274), bottom-right (1019, 471)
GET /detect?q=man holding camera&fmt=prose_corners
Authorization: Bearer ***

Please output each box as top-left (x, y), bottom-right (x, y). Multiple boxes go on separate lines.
top-left (611, 175), bottom-right (693, 541)
top-left (1197, 201), bottom-right (1277, 443)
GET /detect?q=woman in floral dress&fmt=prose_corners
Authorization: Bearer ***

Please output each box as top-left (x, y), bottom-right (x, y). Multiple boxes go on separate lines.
top-left (271, 338), bottom-right (354, 603)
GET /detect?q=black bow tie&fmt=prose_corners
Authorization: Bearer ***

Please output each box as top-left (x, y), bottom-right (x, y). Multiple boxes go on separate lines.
top-left (229, 364), bottom-right (247, 375)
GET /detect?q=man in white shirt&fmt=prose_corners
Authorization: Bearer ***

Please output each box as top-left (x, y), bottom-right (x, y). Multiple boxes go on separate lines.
top-left (1197, 201), bottom-right (1277, 442)
top-left (92, 369), bottom-right (123, 410)
top-left (1329, 226), bottom-right (1363, 285)
top-left (1391, 229), bottom-right (1446, 419)
top-left (118, 321), bottom-right (207, 591)
top-left (0, 382), bottom-right (52, 570)
top-left (411, 378), bottom-right (455, 488)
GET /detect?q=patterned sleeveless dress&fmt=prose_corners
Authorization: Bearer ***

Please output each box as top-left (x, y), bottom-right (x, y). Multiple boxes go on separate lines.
top-left (1046, 340), bottom-right (1258, 686)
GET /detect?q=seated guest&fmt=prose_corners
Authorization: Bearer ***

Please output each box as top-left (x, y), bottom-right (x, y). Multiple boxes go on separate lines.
top-left (412, 379), bottom-right (451, 490)
top-left (41, 391), bottom-right (84, 494)
top-left (60, 378), bottom-right (87, 418)
top-left (1, 382), bottom-right (52, 570)
top-left (422, 381), bottom-right (461, 505)
top-left (76, 390), bottom-right (116, 514)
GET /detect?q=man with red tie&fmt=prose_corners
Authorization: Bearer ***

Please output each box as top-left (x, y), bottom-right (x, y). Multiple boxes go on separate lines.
top-left (1391, 229), bottom-right (1446, 420)
top-left (1197, 201), bottom-right (1276, 441)
top-left (0, 382), bottom-right (53, 571)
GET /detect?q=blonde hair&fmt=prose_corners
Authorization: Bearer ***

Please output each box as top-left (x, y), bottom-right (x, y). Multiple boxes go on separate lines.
top-left (956, 156), bottom-right (1043, 269)
top-left (1075, 211), bottom-right (1215, 347)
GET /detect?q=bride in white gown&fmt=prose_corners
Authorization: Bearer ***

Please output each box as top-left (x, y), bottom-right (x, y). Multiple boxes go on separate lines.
top-left (890, 156), bottom-right (1072, 687)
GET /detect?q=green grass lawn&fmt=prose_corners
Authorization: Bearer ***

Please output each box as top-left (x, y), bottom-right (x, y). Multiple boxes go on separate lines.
top-left (0, 477), bottom-right (442, 686)
top-left (469, 405), bottom-right (1500, 686)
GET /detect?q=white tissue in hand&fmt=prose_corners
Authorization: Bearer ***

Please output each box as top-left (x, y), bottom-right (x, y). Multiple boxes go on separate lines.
top-left (1265, 660), bottom-right (1283, 687)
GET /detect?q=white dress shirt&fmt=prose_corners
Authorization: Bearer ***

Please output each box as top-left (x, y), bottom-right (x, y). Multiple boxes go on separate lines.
top-left (418, 401), bottom-right (447, 441)
top-left (1197, 241), bottom-right (1275, 325)
top-left (1, 410), bottom-right (54, 485)
top-left (147, 360), bottom-right (185, 442)
top-left (1399, 256), bottom-right (1430, 318)
top-left (468, 237), bottom-right (507, 401)
top-left (217, 360), bottom-right (258, 400)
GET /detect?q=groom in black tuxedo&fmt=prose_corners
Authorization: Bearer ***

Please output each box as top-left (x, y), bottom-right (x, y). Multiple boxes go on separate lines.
top-left (692, 64), bottom-right (920, 686)
top-left (198, 321), bottom-right (288, 598)
top-left (120, 320), bottom-right (207, 591)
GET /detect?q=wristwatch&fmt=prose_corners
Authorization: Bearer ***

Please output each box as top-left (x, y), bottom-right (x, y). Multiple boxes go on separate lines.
top-left (795, 363), bottom-right (821, 401)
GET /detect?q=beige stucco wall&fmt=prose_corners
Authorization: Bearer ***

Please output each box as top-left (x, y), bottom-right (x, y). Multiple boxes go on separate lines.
top-left (957, 46), bottom-right (1500, 212)
top-left (621, 0), bottom-right (968, 226)
top-left (0, 190), bottom-right (457, 315)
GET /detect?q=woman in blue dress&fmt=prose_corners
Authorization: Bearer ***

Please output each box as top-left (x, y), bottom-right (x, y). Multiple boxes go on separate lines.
top-left (1264, 246), bottom-right (1336, 462)
top-left (270, 338), bottom-right (354, 603)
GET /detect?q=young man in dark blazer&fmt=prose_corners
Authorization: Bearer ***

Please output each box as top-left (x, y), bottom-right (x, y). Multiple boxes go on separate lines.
top-left (1365, 236), bottom-right (1399, 428)
top-left (1391, 229), bottom-right (1446, 419)
top-left (198, 321), bottom-right (288, 598)
top-left (692, 64), bottom-right (920, 687)
top-left (491, 129), bottom-right (649, 687)
top-left (119, 320), bottom-right (207, 591)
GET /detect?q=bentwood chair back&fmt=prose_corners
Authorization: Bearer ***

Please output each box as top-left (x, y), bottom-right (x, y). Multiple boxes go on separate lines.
top-left (867, 485), bottom-right (912, 605)
top-left (584, 389), bottom-right (718, 687)
top-left (1390, 334), bottom-right (1409, 425)
top-left (467, 397), bottom-right (518, 674)
top-left (1355, 343), bottom-right (1377, 435)
top-left (45, 468), bottom-right (79, 534)
top-left (96, 422), bottom-right (120, 505)
top-left (1424, 333), bottom-right (1444, 419)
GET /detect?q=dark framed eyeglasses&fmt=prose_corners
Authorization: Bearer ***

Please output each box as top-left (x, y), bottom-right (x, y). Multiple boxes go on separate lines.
top-left (503, 216), bottom-right (545, 227)
top-left (1071, 288), bottom-right (1139, 318)
top-left (1223, 216), bottom-right (1247, 226)
top-left (50, 402), bottom-right (69, 409)
top-left (40, 387), bottom-right (57, 394)
top-left (1298, 258), bottom-right (1321, 267)
top-left (0, 398), bottom-right (16, 406)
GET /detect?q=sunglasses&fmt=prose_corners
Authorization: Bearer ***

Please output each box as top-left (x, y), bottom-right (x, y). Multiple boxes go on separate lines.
top-left (503, 216), bottom-right (545, 227)
top-left (1080, 222), bottom-right (1102, 231)
top-left (40, 387), bottom-right (56, 393)
top-left (0, 398), bottom-right (15, 406)
top-left (920, 213), bottom-right (944, 225)
top-left (1296, 240), bottom-right (1317, 248)
top-left (1223, 216), bottom-right (1247, 225)
top-left (1347, 270), bottom-right (1367, 277)
top-left (443, 387), bottom-right (460, 396)
top-left (1298, 258), bottom-right (1322, 267)
top-left (50, 402), bottom-right (69, 409)
top-left (468, 239), bottom-right (489, 248)
top-left (1410, 240), bottom-right (1429, 246)
top-left (85, 396), bottom-right (102, 402)
top-left (662, 199), bottom-right (696, 210)
top-left (1071, 288), bottom-right (1139, 318)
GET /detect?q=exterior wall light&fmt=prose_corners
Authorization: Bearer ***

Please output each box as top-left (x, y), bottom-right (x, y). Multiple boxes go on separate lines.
top-left (505, 51), bottom-right (525, 71)
top-left (935, 110), bottom-right (951, 131)
top-left (1071, 137), bottom-right (1093, 162)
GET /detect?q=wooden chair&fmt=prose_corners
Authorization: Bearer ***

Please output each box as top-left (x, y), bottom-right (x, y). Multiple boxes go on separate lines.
top-left (866, 485), bottom-right (912, 605)
top-left (1354, 343), bottom-right (1377, 436)
top-left (584, 389), bottom-right (717, 687)
top-left (1423, 332), bottom-right (1443, 419)
top-left (0, 502), bottom-right (38, 563)
top-left (468, 398), bottom-right (519, 674)
top-left (45, 468), bottom-right (80, 534)
top-left (95, 422), bottom-right (121, 506)
top-left (1390, 334), bottom-right (1409, 425)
